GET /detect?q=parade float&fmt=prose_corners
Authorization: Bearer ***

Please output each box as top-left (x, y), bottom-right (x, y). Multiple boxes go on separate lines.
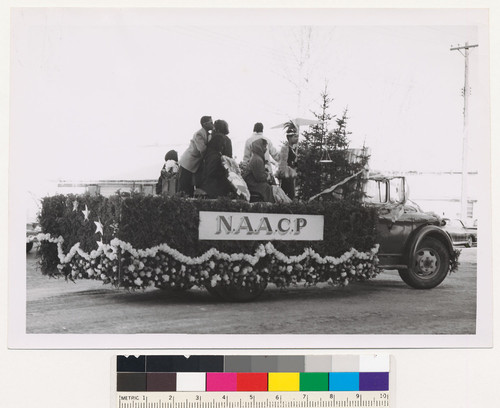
top-left (29, 113), bottom-right (459, 301)
top-left (30, 170), bottom-right (459, 302)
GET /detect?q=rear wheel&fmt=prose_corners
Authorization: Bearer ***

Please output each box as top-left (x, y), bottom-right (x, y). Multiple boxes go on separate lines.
top-left (204, 283), bottom-right (225, 299)
top-left (398, 237), bottom-right (450, 289)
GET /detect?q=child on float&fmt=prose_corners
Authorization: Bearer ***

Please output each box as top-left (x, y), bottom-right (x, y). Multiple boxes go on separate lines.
top-left (156, 150), bottom-right (179, 196)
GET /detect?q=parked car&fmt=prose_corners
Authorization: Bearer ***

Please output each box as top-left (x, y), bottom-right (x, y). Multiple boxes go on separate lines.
top-left (442, 218), bottom-right (477, 247)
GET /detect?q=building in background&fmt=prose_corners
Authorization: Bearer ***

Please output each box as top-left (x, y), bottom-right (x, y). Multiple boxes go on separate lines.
top-left (394, 171), bottom-right (479, 223)
top-left (57, 180), bottom-right (157, 197)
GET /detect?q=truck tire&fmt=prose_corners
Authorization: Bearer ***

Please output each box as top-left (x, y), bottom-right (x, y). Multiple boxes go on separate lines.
top-left (398, 237), bottom-right (450, 289)
top-left (210, 281), bottom-right (268, 302)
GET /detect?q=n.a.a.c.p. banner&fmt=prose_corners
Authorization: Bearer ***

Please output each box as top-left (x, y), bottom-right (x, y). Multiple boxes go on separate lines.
top-left (198, 211), bottom-right (324, 241)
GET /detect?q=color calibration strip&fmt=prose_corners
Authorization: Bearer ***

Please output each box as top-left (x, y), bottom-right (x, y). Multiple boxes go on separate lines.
top-left (116, 355), bottom-right (390, 392)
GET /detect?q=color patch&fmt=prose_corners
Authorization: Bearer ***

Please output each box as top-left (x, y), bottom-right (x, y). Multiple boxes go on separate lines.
top-left (225, 356), bottom-right (252, 373)
top-left (331, 355), bottom-right (360, 372)
top-left (117, 355), bottom-right (146, 372)
top-left (304, 355), bottom-right (332, 372)
top-left (300, 372), bottom-right (329, 391)
top-left (206, 373), bottom-right (237, 391)
top-left (237, 373), bottom-right (268, 391)
top-left (199, 356), bottom-right (224, 372)
top-left (268, 373), bottom-right (300, 391)
top-left (329, 372), bottom-right (359, 391)
top-left (176, 373), bottom-right (206, 391)
top-left (146, 373), bottom-right (176, 391)
top-left (145, 356), bottom-right (223, 373)
top-left (251, 356), bottom-right (279, 373)
top-left (146, 356), bottom-right (199, 372)
top-left (277, 356), bottom-right (304, 372)
top-left (359, 372), bottom-right (389, 391)
top-left (359, 355), bottom-right (390, 372)
top-left (117, 373), bottom-right (147, 391)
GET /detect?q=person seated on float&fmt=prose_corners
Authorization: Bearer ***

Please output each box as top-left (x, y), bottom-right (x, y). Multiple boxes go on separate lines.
top-left (242, 122), bottom-right (280, 184)
top-left (198, 133), bottom-right (234, 199)
top-left (242, 138), bottom-right (275, 203)
top-left (156, 150), bottom-right (179, 196)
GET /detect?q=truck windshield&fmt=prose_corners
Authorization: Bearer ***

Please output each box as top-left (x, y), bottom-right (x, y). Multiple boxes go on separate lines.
top-left (389, 178), bottom-right (405, 203)
top-left (364, 179), bottom-right (387, 203)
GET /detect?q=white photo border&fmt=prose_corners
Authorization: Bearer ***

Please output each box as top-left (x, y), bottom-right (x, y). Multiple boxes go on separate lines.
top-left (8, 7), bottom-right (492, 349)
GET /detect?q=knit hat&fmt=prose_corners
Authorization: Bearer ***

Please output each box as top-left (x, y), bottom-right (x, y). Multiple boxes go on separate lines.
top-left (164, 150), bottom-right (178, 162)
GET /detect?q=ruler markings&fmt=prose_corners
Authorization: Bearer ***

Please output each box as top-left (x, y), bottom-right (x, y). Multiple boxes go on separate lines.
top-left (116, 393), bottom-right (390, 407)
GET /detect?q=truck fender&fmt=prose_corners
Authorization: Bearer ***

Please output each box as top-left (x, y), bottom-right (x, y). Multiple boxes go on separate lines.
top-left (403, 225), bottom-right (454, 266)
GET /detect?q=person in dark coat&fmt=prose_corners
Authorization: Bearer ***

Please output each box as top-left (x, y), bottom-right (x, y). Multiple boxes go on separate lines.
top-left (199, 133), bottom-right (233, 199)
top-left (213, 119), bottom-right (232, 158)
top-left (242, 138), bottom-right (275, 203)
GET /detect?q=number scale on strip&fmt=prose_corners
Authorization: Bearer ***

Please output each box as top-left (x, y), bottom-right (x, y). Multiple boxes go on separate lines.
top-left (117, 392), bottom-right (390, 408)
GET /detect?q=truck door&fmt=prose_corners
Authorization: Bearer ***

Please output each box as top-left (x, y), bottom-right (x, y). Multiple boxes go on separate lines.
top-left (365, 178), bottom-right (414, 262)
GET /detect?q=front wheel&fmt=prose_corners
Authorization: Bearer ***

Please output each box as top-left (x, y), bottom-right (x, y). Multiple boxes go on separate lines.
top-left (398, 237), bottom-right (450, 289)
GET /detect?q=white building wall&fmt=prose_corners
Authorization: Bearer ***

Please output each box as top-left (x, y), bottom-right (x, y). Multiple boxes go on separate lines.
top-left (404, 173), bottom-right (478, 220)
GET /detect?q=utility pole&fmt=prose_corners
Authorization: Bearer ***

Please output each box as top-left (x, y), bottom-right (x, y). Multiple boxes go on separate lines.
top-left (450, 42), bottom-right (478, 220)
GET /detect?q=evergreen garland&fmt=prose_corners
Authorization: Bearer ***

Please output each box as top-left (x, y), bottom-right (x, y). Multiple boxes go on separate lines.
top-left (37, 194), bottom-right (378, 274)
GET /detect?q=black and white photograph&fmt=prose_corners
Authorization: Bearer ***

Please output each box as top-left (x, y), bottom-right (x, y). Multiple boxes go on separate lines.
top-left (9, 8), bottom-right (491, 348)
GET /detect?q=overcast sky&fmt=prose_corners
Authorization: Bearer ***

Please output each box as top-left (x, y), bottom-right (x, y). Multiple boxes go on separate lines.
top-left (10, 8), bottom-right (489, 196)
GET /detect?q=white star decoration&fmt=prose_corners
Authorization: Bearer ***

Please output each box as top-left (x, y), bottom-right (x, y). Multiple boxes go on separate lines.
top-left (82, 205), bottom-right (90, 220)
top-left (94, 220), bottom-right (104, 235)
top-left (72, 200), bottom-right (78, 211)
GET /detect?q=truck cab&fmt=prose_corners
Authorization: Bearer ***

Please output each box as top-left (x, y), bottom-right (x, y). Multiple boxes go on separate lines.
top-left (361, 174), bottom-right (455, 289)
